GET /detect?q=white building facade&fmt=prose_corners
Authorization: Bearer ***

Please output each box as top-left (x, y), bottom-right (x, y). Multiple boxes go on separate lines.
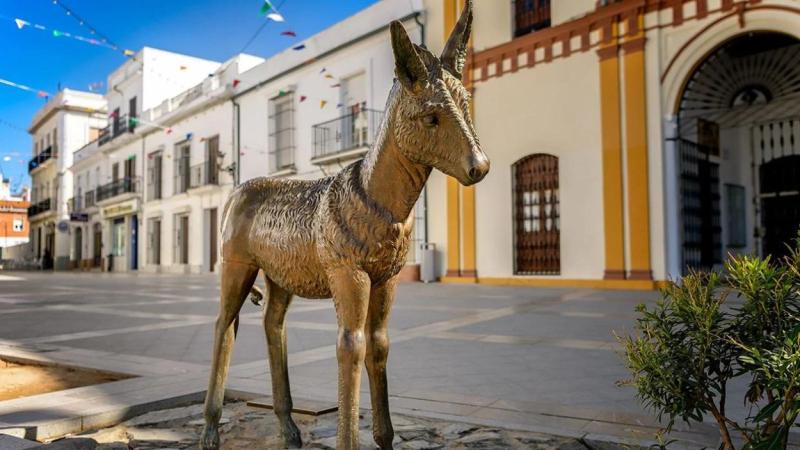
top-left (28, 89), bottom-right (106, 270)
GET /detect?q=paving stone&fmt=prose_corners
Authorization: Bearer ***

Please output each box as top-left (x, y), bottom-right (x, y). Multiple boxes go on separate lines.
top-left (441, 422), bottom-right (478, 439)
top-left (456, 430), bottom-right (505, 448)
top-left (0, 434), bottom-right (42, 449)
top-left (401, 439), bottom-right (443, 449)
top-left (0, 427), bottom-right (29, 438)
top-left (39, 438), bottom-right (98, 450)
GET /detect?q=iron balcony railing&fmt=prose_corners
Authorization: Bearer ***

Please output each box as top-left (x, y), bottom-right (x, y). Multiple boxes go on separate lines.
top-left (84, 190), bottom-right (96, 209)
top-left (28, 198), bottom-right (53, 217)
top-left (96, 177), bottom-right (139, 202)
top-left (514, 0), bottom-right (551, 37)
top-left (98, 113), bottom-right (134, 146)
top-left (312, 108), bottom-right (383, 160)
top-left (189, 161), bottom-right (219, 189)
top-left (28, 147), bottom-right (55, 173)
top-left (67, 196), bottom-right (83, 213)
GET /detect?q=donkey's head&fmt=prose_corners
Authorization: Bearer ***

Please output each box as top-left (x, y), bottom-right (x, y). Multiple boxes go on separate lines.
top-left (389, 0), bottom-right (489, 186)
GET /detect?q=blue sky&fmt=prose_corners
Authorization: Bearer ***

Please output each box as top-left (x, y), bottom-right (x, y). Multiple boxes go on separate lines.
top-left (0, 0), bottom-right (380, 192)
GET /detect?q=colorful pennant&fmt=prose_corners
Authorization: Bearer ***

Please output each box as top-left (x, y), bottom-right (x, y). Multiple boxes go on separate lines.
top-left (320, 100), bottom-right (327, 109)
top-left (0, 78), bottom-right (50, 98)
top-left (293, 44), bottom-right (306, 51)
top-left (281, 31), bottom-right (297, 37)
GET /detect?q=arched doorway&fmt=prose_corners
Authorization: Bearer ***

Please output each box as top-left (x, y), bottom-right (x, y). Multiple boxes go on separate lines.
top-left (513, 154), bottom-right (560, 275)
top-left (674, 32), bottom-right (800, 271)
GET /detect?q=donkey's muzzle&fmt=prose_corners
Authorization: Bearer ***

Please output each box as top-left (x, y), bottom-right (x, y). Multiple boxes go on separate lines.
top-left (463, 153), bottom-right (490, 185)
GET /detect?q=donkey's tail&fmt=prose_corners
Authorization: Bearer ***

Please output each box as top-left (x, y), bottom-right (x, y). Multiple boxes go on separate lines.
top-left (249, 285), bottom-right (265, 306)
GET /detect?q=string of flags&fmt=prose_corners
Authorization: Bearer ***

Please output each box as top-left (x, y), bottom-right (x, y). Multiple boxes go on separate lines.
top-left (260, 0), bottom-right (285, 22)
top-left (2, 15), bottom-right (135, 56)
top-left (0, 77), bottom-right (50, 98)
top-left (50, 0), bottom-right (131, 57)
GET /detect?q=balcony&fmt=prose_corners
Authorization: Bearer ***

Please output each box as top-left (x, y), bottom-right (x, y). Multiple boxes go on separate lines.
top-left (84, 190), bottom-right (96, 209)
top-left (96, 177), bottom-right (139, 203)
top-left (312, 108), bottom-right (383, 165)
top-left (29, 147), bottom-right (56, 173)
top-left (67, 196), bottom-right (83, 214)
top-left (28, 198), bottom-right (53, 218)
top-left (189, 161), bottom-right (220, 189)
top-left (98, 113), bottom-right (134, 146)
top-left (514, 0), bottom-right (551, 38)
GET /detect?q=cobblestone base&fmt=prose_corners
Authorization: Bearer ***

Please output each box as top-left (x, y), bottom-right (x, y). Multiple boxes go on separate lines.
top-left (48, 402), bottom-right (629, 450)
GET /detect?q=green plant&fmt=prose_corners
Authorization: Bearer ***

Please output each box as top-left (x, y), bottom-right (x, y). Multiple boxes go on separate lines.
top-left (617, 244), bottom-right (800, 450)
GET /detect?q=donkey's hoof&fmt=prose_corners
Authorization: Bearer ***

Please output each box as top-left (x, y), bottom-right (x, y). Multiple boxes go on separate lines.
top-left (281, 420), bottom-right (303, 449)
top-left (199, 425), bottom-right (220, 450)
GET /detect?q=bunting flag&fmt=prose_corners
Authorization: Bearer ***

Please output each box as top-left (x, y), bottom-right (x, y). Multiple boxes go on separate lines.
top-left (320, 100), bottom-right (327, 109)
top-left (282, 31), bottom-right (297, 37)
top-left (267, 12), bottom-right (284, 22)
top-left (2, 156), bottom-right (10, 162)
top-left (337, 103), bottom-right (343, 108)
top-left (0, 78), bottom-right (50, 98)
top-left (278, 90), bottom-right (287, 96)
top-left (300, 95), bottom-right (307, 102)
top-left (233, 79), bottom-right (242, 88)
top-left (292, 44), bottom-right (306, 51)
top-left (320, 68), bottom-right (326, 74)
top-left (324, 74), bottom-right (334, 79)
top-left (330, 83), bottom-right (341, 88)
top-left (4, 15), bottom-right (125, 54)
top-left (179, 66), bottom-right (187, 71)
top-left (260, 0), bottom-right (274, 15)
top-left (109, 111), bottom-right (118, 118)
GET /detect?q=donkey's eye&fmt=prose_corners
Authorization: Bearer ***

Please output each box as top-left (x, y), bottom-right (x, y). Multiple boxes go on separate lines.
top-left (421, 115), bottom-right (439, 127)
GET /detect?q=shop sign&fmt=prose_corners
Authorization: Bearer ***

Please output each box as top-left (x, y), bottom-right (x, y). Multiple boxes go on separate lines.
top-left (101, 199), bottom-right (138, 219)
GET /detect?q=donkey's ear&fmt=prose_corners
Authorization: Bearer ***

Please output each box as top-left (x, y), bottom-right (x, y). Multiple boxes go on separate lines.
top-left (441, 0), bottom-right (473, 80)
top-left (390, 21), bottom-right (429, 93)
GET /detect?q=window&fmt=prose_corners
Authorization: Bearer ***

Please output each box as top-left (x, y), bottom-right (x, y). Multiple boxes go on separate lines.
top-left (52, 129), bottom-right (57, 155)
top-left (514, 0), bottom-right (551, 38)
top-left (513, 154), bottom-right (560, 275)
top-left (174, 142), bottom-right (191, 194)
top-left (269, 93), bottom-right (295, 172)
top-left (12, 219), bottom-right (23, 232)
top-left (148, 151), bottom-right (163, 200)
top-left (726, 184), bottom-right (746, 248)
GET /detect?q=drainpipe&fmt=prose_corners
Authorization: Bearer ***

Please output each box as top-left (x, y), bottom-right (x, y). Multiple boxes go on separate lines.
top-left (232, 99), bottom-right (240, 186)
top-left (414, 14), bottom-right (429, 247)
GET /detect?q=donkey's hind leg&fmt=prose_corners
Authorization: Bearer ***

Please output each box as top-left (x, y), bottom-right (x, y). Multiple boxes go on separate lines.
top-left (263, 277), bottom-right (302, 448)
top-left (200, 262), bottom-right (259, 450)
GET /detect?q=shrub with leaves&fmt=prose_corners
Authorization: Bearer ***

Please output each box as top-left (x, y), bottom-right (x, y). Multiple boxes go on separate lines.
top-left (617, 244), bottom-right (800, 450)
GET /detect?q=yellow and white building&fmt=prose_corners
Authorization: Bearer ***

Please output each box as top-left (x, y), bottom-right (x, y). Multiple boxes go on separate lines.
top-left (424, 0), bottom-right (800, 289)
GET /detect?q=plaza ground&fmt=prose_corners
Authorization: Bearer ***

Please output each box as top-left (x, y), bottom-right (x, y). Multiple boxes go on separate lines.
top-left (0, 272), bottom-right (729, 447)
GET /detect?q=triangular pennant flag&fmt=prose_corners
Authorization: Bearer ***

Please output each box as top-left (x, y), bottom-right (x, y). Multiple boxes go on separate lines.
top-left (124, 49), bottom-right (134, 56)
top-left (320, 68), bottom-right (326, 74)
top-left (89, 39), bottom-right (98, 45)
top-left (14, 19), bottom-right (28, 29)
top-left (282, 31), bottom-right (297, 37)
top-left (320, 100), bottom-right (327, 109)
top-left (37, 91), bottom-right (49, 98)
top-left (336, 103), bottom-right (343, 108)
top-left (300, 95), bottom-right (307, 102)
top-left (200, 137), bottom-right (206, 142)
top-left (53, 30), bottom-right (64, 37)
top-left (233, 79), bottom-right (241, 88)
top-left (292, 44), bottom-right (305, 51)
top-left (109, 111), bottom-right (118, 118)
top-left (129, 118), bottom-right (138, 125)
top-left (180, 66), bottom-right (187, 70)
top-left (260, 0), bottom-right (273, 15)
top-left (167, 129), bottom-right (173, 134)
top-left (278, 90), bottom-right (287, 97)
top-left (267, 12), bottom-right (284, 22)
top-left (330, 83), bottom-right (341, 88)
top-left (325, 74), bottom-right (334, 79)
top-left (2, 156), bottom-right (10, 162)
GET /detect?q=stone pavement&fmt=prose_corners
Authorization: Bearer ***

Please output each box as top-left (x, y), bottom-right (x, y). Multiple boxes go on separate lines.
top-left (0, 272), bottom-right (726, 447)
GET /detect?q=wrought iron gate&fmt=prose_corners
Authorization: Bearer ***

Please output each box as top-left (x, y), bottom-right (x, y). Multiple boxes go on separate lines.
top-left (756, 120), bottom-right (800, 260)
top-left (679, 139), bottom-right (721, 273)
top-left (513, 154), bottom-right (560, 275)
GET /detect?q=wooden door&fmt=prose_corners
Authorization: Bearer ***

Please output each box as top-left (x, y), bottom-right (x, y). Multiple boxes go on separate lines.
top-left (514, 154), bottom-right (560, 274)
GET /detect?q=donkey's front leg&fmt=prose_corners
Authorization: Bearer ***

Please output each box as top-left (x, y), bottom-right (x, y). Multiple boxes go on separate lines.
top-left (366, 277), bottom-right (397, 449)
top-left (330, 268), bottom-right (371, 450)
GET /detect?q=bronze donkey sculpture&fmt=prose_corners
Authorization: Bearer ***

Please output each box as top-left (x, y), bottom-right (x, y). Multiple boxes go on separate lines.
top-left (200, 3), bottom-right (487, 449)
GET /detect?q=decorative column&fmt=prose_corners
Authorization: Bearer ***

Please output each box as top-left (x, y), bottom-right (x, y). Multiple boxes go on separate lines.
top-left (598, 23), bottom-right (626, 280)
top-left (622, 14), bottom-right (652, 280)
top-left (663, 117), bottom-right (682, 280)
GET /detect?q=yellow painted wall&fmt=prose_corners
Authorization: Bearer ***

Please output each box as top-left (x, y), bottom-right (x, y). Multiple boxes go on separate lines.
top-left (472, 51), bottom-right (605, 279)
